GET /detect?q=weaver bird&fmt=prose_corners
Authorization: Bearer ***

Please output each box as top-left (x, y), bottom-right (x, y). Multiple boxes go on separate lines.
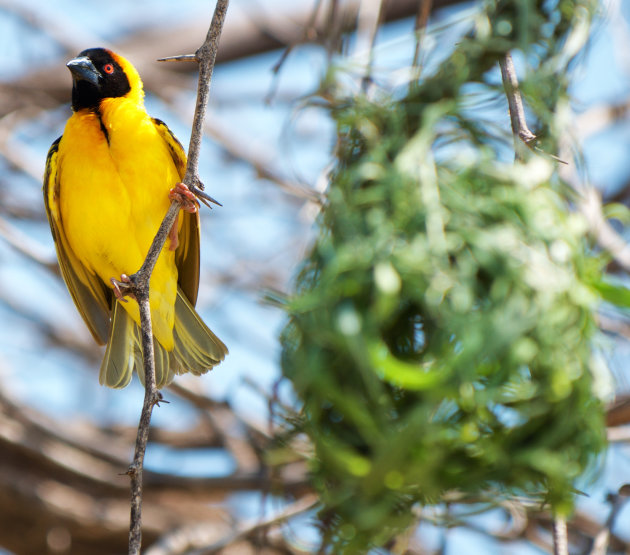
top-left (43, 47), bottom-right (228, 388)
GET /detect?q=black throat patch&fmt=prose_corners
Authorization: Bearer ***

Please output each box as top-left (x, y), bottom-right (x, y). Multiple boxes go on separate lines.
top-left (70, 48), bottom-right (131, 112)
top-left (96, 109), bottom-right (110, 145)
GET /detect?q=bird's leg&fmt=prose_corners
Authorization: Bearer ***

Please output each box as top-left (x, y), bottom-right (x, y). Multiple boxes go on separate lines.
top-left (168, 182), bottom-right (199, 251)
top-left (111, 274), bottom-right (135, 302)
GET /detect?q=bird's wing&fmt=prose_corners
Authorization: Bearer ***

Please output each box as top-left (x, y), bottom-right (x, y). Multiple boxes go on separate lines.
top-left (43, 136), bottom-right (112, 345)
top-left (152, 118), bottom-right (201, 307)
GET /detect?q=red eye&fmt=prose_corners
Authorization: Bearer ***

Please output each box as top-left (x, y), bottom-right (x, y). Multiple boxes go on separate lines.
top-left (103, 63), bottom-right (114, 74)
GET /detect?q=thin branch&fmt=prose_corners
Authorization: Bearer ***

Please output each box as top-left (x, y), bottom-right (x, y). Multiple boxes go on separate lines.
top-left (354, 0), bottom-right (385, 91)
top-left (157, 54), bottom-right (198, 62)
top-left (412, 0), bottom-right (433, 73)
top-left (125, 1), bottom-right (230, 553)
top-left (498, 50), bottom-right (619, 555)
top-left (184, 1), bottom-right (229, 189)
top-left (499, 53), bottom-right (536, 161)
top-left (553, 515), bottom-right (568, 555)
top-left (127, 292), bottom-right (161, 555)
top-left (589, 494), bottom-right (628, 555)
top-left (499, 53), bottom-right (630, 275)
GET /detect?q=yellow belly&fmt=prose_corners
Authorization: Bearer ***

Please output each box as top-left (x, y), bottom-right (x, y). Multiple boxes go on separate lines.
top-left (58, 103), bottom-right (182, 350)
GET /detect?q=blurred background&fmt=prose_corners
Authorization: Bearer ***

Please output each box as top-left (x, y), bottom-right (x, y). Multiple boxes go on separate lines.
top-left (1, 0), bottom-right (630, 553)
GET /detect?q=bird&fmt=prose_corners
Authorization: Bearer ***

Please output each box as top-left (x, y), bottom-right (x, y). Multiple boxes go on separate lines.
top-left (43, 47), bottom-right (228, 389)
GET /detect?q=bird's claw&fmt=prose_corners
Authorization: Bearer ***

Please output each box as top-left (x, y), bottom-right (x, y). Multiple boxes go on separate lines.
top-left (111, 274), bottom-right (135, 302)
top-left (169, 182), bottom-right (199, 214)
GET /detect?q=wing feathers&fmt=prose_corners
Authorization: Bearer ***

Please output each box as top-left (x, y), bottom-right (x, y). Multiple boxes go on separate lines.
top-left (99, 301), bottom-right (139, 389)
top-left (43, 136), bottom-right (112, 345)
top-left (152, 117), bottom-right (201, 307)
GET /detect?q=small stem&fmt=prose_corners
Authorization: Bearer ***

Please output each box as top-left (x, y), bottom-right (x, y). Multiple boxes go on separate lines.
top-left (185, 0), bottom-right (229, 186)
top-left (128, 292), bottom-right (159, 555)
top-left (157, 54), bottom-right (198, 62)
top-left (552, 515), bottom-right (568, 555)
top-left (499, 53), bottom-right (536, 161)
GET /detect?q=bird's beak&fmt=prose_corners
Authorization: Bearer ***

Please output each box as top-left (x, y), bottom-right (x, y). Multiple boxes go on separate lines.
top-left (66, 56), bottom-right (101, 86)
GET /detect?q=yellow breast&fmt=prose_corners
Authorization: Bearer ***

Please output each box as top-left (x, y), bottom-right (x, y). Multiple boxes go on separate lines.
top-left (57, 98), bottom-right (182, 349)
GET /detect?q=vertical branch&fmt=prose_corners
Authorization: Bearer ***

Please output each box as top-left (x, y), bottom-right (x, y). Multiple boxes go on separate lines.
top-left (412, 0), bottom-right (432, 74)
top-left (354, 0), bottom-right (385, 92)
top-left (127, 294), bottom-right (158, 555)
top-left (499, 49), bottom-right (571, 555)
top-left (552, 515), bottom-right (568, 555)
top-left (499, 53), bottom-right (536, 161)
top-left (184, 0), bottom-right (229, 186)
top-left (126, 1), bottom-right (230, 554)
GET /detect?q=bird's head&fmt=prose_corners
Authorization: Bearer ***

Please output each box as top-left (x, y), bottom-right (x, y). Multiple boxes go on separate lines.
top-left (67, 48), bottom-right (144, 111)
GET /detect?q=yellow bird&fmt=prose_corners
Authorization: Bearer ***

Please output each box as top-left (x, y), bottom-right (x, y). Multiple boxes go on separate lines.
top-left (43, 47), bottom-right (228, 388)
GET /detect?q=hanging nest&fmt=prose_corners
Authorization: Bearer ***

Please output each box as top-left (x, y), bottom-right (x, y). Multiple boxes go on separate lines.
top-left (280, 0), bottom-right (605, 551)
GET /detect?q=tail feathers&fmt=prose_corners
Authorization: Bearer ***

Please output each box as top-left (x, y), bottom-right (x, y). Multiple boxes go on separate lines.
top-left (99, 289), bottom-right (228, 389)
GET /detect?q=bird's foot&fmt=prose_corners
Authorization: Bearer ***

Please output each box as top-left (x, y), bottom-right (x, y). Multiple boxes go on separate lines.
top-left (168, 183), bottom-right (198, 251)
top-left (110, 274), bottom-right (135, 302)
top-left (169, 182), bottom-right (199, 214)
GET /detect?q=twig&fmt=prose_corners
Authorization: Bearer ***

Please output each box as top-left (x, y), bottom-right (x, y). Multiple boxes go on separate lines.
top-left (552, 515), bottom-right (568, 555)
top-left (498, 52), bottom-right (630, 273)
top-left (157, 54), bottom-right (198, 62)
top-left (125, 2), bottom-right (230, 554)
top-left (499, 53), bottom-right (536, 161)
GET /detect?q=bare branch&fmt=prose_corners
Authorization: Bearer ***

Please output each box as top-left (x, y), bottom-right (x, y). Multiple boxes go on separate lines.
top-left (553, 515), bottom-right (568, 555)
top-left (157, 54), bottom-right (198, 62)
top-left (127, 292), bottom-right (161, 555)
top-left (499, 53), bottom-right (630, 277)
top-left (124, 2), bottom-right (230, 553)
top-left (184, 0), bottom-right (229, 189)
top-left (412, 0), bottom-right (433, 72)
top-left (499, 53), bottom-right (536, 161)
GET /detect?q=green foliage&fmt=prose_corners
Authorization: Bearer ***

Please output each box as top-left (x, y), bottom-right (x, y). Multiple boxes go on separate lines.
top-left (280, 0), bottom-right (605, 551)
